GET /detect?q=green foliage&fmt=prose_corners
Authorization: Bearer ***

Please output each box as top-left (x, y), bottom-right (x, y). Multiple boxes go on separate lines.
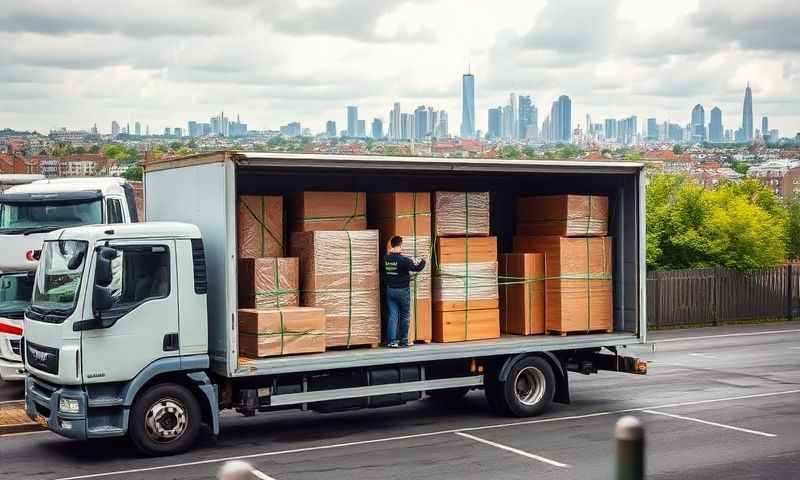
top-left (623, 150), bottom-right (643, 161)
top-left (785, 196), bottom-right (800, 260)
top-left (89, 144), bottom-right (101, 154)
top-left (499, 145), bottom-right (521, 159)
top-left (732, 160), bottom-right (750, 175)
top-left (174, 145), bottom-right (193, 156)
top-left (647, 174), bottom-right (787, 271)
top-left (672, 144), bottom-right (684, 154)
top-left (121, 164), bottom-right (143, 181)
top-left (102, 144), bottom-right (141, 163)
top-left (542, 145), bottom-right (580, 160)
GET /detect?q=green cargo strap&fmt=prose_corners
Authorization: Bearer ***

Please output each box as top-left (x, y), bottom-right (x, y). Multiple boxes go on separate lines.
top-left (273, 259), bottom-right (281, 307)
top-left (241, 197), bottom-right (284, 255)
top-left (279, 309), bottom-right (285, 355)
top-left (464, 191), bottom-right (470, 341)
top-left (347, 231), bottom-right (353, 347)
top-left (343, 192), bottom-right (360, 229)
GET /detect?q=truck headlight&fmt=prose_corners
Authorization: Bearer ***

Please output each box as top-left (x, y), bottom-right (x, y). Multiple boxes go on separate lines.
top-left (58, 398), bottom-right (80, 414)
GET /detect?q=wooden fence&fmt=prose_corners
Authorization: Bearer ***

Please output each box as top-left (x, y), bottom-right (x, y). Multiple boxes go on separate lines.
top-left (647, 264), bottom-right (800, 327)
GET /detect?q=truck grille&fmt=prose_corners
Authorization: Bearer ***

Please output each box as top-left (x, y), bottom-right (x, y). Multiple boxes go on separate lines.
top-left (25, 341), bottom-right (59, 375)
top-left (9, 339), bottom-right (21, 356)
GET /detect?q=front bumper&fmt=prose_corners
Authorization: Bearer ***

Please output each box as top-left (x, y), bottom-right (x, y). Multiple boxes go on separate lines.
top-left (25, 375), bottom-right (89, 440)
top-left (0, 357), bottom-right (25, 381)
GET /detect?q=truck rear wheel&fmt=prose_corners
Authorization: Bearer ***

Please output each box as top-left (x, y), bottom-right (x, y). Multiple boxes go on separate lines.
top-left (486, 356), bottom-right (555, 417)
top-left (130, 383), bottom-right (201, 456)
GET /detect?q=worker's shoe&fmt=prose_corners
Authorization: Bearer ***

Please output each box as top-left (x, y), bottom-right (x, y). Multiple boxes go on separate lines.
top-left (400, 341), bottom-right (412, 348)
top-left (386, 341), bottom-right (400, 348)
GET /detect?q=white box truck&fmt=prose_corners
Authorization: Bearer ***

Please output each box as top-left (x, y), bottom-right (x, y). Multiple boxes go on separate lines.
top-left (22, 152), bottom-right (647, 456)
top-left (0, 177), bottom-right (138, 381)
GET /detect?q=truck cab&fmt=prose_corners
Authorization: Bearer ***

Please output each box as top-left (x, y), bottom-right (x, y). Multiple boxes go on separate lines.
top-left (23, 222), bottom-right (215, 454)
top-left (0, 177), bottom-right (139, 382)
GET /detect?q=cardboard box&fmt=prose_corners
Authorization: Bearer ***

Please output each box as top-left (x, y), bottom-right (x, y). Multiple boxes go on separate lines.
top-left (516, 195), bottom-right (608, 237)
top-left (288, 192), bottom-right (367, 232)
top-left (434, 192), bottom-right (490, 237)
top-left (368, 192), bottom-right (431, 240)
top-left (238, 257), bottom-right (299, 309)
top-left (499, 253), bottom-right (545, 335)
top-left (290, 230), bottom-right (380, 348)
top-left (432, 308), bottom-right (500, 343)
top-left (238, 307), bottom-right (325, 357)
top-left (435, 236), bottom-right (497, 264)
top-left (433, 261), bottom-right (498, 311)
top-left (513, 236), bottom-right (613, 333)
top-left (238, 196), bottom-right (284, 257)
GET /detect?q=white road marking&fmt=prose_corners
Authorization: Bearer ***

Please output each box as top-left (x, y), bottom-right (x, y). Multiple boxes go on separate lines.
top-left (643, 409), bottom-right (777, 438)
top-left (51, 388), bottom-right (800, 480)
top-left (790, 347), bottom-right (800, 350)
top-left (688, 353), bottom-right (718, 359)
top-left (250, 469), bottom-right (277, 480)
top-left (653, 328), bottom-right (800, 343)
top-left (455, 432), bottom-right (569, 468)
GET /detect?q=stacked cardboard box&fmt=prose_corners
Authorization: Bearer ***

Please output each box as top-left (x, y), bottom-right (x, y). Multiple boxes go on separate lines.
top-left (432, 235), bottom-right (500, 342)
top-left (238, 195), bottom-right (284, 257)
top-left (513, 236), bottom-right (612, 334)
top-left (288, 192), bottom-right (367, 232)
top-left (369, 192), bottom-right (432, 343)
top-left (291, 229), bottom-right (381, 348)
top-left (238, 257), bottom-right (299, 309)
top-left (238, 307), bottom-right (326, 357)
top-left (499, 253), bottom-right (545, 335)
top-left (433, 191), bottom-right (490, 237)
top-left (516, 195), bottom-right (608, 237)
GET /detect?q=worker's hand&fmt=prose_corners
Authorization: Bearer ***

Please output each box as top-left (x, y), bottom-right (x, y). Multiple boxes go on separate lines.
top-left (418, 259), bottom-right (426, 269)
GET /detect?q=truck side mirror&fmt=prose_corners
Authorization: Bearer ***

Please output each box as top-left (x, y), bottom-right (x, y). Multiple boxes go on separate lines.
top-left (94, 247), bottom-right (118, 287)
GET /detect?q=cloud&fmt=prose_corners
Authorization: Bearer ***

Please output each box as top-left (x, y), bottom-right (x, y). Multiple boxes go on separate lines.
top-left (692, 0), bottom-right (800, 52)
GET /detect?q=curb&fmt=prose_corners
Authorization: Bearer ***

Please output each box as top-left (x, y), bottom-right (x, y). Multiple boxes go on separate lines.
top-left (0, 400), bottom-right (44, 435)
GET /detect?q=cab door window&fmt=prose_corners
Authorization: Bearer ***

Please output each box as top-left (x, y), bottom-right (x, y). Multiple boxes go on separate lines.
top-left (105, 198), bottom-right (124, 224)
top-left (100, 245), bottom-right (170, 324)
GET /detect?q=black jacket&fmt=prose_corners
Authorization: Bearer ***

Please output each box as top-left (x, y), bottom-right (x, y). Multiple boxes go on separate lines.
top-left (382, 252), bottom-right (426, 289)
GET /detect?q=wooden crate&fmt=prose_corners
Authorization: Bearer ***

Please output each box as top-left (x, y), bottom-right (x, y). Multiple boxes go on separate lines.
top-left (238, 257), bottom-right (299, 309)
top-left (516, 195), bottom-right (608, 237)
top-left (238, 307), bottom-right (325, 357)
top-left (499, 253), bottom-right (545, 335)
top-left (288, 192), bottom-right (367, 232)
top-left (433, 191), bottom-right (490, 237)
top-left (432, 308), bottom-right (500, 343)
top-left (238, 195), bottom-right (283, 257)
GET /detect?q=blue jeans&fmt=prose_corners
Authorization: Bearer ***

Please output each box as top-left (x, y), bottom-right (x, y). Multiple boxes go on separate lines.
top-left (385, 287), bottom-right (411, 345)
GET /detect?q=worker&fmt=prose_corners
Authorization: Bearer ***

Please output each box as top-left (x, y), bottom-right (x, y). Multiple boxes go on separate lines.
top-left (382, 235), bottom-right (426, 348)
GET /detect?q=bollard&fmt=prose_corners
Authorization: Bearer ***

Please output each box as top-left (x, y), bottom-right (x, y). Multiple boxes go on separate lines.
top-left (615, 416), bottom-right (645, 480)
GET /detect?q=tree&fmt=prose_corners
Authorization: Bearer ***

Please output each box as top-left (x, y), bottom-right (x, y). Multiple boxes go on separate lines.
top-left (121, 164), bottom-right (143, 181)
top-left (672, 144), bottom-right (684, 154)
top-left (499, 145), bottom-right (521, 159)
top-left (732, 160), bottom-right (750, 175)
top-left (785, 196), bottom-right (800, 260)
top-left (89, 144), bottom-right (101, 154)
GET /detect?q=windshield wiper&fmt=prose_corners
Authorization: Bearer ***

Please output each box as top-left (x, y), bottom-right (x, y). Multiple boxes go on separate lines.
top-left (22, 225), bottom-right (65, 236)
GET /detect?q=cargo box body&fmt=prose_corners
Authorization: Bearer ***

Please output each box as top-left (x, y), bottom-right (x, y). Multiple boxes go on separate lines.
top-left (144, 152), bottom-right (646, 378)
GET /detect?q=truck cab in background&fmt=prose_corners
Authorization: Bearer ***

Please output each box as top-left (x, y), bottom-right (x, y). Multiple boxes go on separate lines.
top-left (0, 177), bottom-right (139, 382)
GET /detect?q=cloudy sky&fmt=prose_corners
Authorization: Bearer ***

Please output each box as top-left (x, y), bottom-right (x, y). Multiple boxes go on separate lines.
top-left (1, 0), bottom-right (799, 137)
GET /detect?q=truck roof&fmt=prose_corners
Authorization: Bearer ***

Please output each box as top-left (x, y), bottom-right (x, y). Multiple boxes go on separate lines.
top-left (4, 177), bottom-right (127, 197)
top-left (44, 222), bottom-right (201, 242)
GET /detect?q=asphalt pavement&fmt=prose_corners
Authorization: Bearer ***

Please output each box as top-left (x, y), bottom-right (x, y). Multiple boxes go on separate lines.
top-left (1, 322), bottom-right (799, 480)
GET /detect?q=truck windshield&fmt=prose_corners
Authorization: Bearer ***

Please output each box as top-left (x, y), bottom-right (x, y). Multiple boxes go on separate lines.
top-left (0, 272), bottom-right (35, 320)
top-left (0, 199), bottom-right (102, 234)
top-left (29, 240), bottom-right (88, 322)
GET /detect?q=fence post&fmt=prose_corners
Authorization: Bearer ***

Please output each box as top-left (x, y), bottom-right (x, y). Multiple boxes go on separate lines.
top-left (616, 416), bottom-right (645, 480)
top-left (787, 264), bottom-right (793, 322)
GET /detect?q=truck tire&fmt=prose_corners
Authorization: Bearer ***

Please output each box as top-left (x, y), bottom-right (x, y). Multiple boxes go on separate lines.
top-left (129, 383), bottom-right (201, 456)
top-left (500, 356), bottom-right (555, 417)
top-left (427, 387), bottom-right (469, 402)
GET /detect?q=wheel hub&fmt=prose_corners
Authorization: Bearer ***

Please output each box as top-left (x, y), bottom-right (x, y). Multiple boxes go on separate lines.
top-left (144, 398), bottom-right (188, 443)
top-left (514, 366), bottom-right (546, 406)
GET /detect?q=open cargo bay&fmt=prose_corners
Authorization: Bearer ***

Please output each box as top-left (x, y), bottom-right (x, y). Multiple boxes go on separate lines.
top-left (144, 151), bottom-right (646, 379)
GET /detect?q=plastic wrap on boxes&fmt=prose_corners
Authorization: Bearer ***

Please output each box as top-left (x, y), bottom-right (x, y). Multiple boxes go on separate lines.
top-left (516, 195), bottom-right (608, 237)
top-left (291, 230), bottom-right (380, 348)
top-left (238, 307), bottom-right (325, 357)
top-left (289, 192), bottom-right (367, 232)
top-left (238, 196), bottom-right (284, 257)
top-left (238, 257), bottom-right (299, 309)
top-left (434, 192), bottom-right (490, 237)
top-left (433, 261), bottom-right (498, 311)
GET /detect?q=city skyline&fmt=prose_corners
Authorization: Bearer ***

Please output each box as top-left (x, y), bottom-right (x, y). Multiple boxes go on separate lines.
top-left (1, 0), bottom-right (799, 136)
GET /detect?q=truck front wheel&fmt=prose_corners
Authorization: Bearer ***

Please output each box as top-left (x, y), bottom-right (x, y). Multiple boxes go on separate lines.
top-left (130, 383), bottom-right (201, 456)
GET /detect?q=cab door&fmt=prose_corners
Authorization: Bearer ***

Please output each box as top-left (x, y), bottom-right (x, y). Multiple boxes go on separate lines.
top-left (80, 239), bottom-right (180, 384)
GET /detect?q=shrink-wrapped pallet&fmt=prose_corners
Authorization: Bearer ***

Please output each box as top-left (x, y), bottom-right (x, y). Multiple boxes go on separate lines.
top-left (238, 307), bottom-right (325, 357)
top-left (433, 262), bottom-right (499, 311)
top-left (516, 195), bottom-right (608, 237)
top-left (288, 192), bottom-right (367, 232)
top-left (499, 253), bottom-right (545, 335)
top-left (433, 192), bottom-right (490, 237)
top-left (291, 230), bottom-right (380, 348)
top-left (513, 236), bottom-right (613, 334)
top-left (238, 257), bottom-right (299, 309)
top-left (238, 195), bottom-right (284, 257)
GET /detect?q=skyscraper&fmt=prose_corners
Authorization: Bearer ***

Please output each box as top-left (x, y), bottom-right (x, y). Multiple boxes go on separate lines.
top-left (647, 118), bottom-right (658, 140)
top-left (460, 72), bottom-right (475, 138)
top-left (518, 96), bottom-right (534, 140)
top-left (604, 119), bottom-right (617, 141)
top-left (691, 104), bottom-right (706, 142)
top-left (742, 83), bottom-right (753, 142)
top-left (435, 111), bottom-right (449, 137)
top-left (357, 119), bottom-right (366, 138)
top-left (508, 93), bottom-right (517, 140)
top-left (390, 103), bottom-right (401, 141)
top-left (487, 107), bottom-right (502, 139)
top-left (400, 113), bottom-right (413, 140)
top-left (553, 95), bottom-right (571, 143)
top-left (346, 106), bottom-right (358, 137)
top-left (709, 107), bottom-right (723, 142)
top-left (134, 121), bottom-right (141, 136)
top-left (111, 121), bottom-right (120, 137)
top-left (371, 118), bottom-right (384, 139)
top-left (761, 116), bottom-right (769, 138)
top-left (326, 120), bottom-right (337, 137)
top-left (414, 105), bottom-right (429, 139)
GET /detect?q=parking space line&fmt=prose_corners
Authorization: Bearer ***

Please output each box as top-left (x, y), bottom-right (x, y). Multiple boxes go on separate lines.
top-left (642, 409), bottom-right (777, 438)
top-left (653, 328), bottom-right (800, 343)
top-left (52, 388), bottom-right (800, 480)
top-left (688, 353), bottom-right (718, 359)
top-left (455, 432), bottom-right (569, 468)
top-left (251, 469), bottom-right (277, 480)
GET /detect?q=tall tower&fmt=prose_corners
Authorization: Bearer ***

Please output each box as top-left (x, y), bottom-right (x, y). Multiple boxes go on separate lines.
top-left (742, 83), bottom-right (753, 141)
top-left (709, 107), bottom-right (723, 142)
top-left (460, 71), bottom-right (475, 138)
top-left (691, 104), bottom-right (706, 142)
top-left (347, 106), bottom-right (358, 137)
